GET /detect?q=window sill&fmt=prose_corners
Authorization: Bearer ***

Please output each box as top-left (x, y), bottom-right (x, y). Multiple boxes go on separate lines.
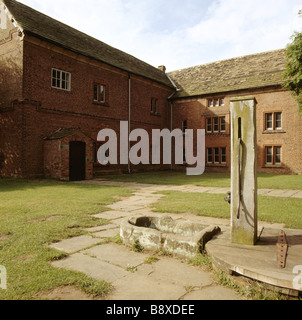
top-left (206, 132), bottom-right (229, 136)
top-left (93, 101), bottom-right (110, 107)
top-left (206, 164), bottom-right (228, 167)
top-left (262, 165), bottom-right (284, 169)
top-left (150, 112), bottom-right (161, 117)
top-left (262, 130), bottom-right (286, 134)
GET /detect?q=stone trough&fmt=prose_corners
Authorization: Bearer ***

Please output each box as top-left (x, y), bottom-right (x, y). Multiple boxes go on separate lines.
top-left (120, 215), bottom-right (221, 258)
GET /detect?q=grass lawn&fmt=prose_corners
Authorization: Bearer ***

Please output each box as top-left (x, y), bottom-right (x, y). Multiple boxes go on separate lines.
top-left (152, 191), bottom-right (302, 229)
top-left (0, 179), bottom-right (132, 300)
top-left (107, 171), bottom-right (302, 190)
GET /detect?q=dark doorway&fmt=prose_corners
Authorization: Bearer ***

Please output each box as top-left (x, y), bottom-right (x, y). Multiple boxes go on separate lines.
top-left (69, 141), bottom-right (86, 181)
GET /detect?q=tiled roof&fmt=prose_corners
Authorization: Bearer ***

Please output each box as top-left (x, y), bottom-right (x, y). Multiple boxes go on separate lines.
top-left (2, 0), bottom-right (174, 88)
top-left (168, 49), bottom-right (287, 98)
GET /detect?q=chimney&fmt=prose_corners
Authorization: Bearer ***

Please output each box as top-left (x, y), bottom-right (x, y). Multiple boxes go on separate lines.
top-left (158, 65), bottom-right (166, 73)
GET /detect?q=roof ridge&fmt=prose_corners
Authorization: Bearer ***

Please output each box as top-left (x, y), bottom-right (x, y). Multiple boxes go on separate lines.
top-left (168, 48), bottom-right (286, 74)
top-left (2, 0), bottom-right (174, 88)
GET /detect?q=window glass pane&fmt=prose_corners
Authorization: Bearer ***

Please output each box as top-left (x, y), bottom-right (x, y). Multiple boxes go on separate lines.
top-left (266, 147), bottom-right (273, 164)
top-left (207, 148), bottom-right (213, 163)
top-left (266, 113), bottom-right (273, 130)
top-left (221, 147), bottom-right (226, 163)
top-left (274, 147), bottom-right (282, 164)
top-left (214, 99), bottom-right (219, 107)
top-left (220, 98), bottom-right (225, 106)
top-left (94, 84), bottom-right (98, 101)
top-left (214, 148), bottom-right (220, 163)
top-left (206, 118), bottom-right (212, 133)
top-left (100, 85), bottom-right (105, 102)
top-left (220, 117), bottom-right (226, 132)
top-left (209, 100), bottom-right (213, 108)
top-left (213, 118), bottom-right (219, 132)
top-left (275, 113), bottom-right (282, 129)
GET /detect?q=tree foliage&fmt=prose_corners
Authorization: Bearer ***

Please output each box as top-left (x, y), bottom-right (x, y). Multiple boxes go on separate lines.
top-left (283, 11), bottom-right (302, 114)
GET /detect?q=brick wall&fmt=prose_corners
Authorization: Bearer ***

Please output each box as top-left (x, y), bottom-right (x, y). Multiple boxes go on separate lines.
top-left (0, 14), bottom-right (24, 177)
top-left (0, 36), bottom-right (174, 178)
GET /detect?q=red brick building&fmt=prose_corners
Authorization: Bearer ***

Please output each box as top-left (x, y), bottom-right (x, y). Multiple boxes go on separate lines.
top-left (0, 0), bottom-right (174, 180)
top-left (168, 50), bottom-right (302, 175)
top-left (0, 0), bottom-right (301, 179)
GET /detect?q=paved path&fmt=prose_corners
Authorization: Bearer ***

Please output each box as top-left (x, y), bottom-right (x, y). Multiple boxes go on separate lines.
top-left (49, 182), bottom-right (244, 300)
top-left (76, 179), bottom-right (302, 199)
top-left (49, 180), bottom-right (301, 300)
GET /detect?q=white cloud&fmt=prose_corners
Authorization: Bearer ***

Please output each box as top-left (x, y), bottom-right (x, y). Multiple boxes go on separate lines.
top-left (187, 0), bottom-right (302, 63)
top-left (18, 0), bottom-right (302, 71)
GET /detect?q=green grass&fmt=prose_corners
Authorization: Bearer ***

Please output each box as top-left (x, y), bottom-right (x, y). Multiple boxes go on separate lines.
top-left (107, 171), bottom-right (302, 190)
top-left (0, 179), bottom-right (132, 300)
top-left (152, 191), bottom-right (302, 229)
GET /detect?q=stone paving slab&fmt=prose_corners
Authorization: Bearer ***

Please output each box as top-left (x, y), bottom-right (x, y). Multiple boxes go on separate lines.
top-left (290, 190), bottom-right (302, 198)
top-left (83, 243), bottom-right (148, 269)
top-left (136, 258), bottom-right (213, 288)
top-left (49, 235), bottom-right (101, 254)
top-left (106, 273), bottom-right (188, 301)
top-left (51, 253), bottom-right (129, 282)
top-left (263, 189), bottom-right (301, 198)
top-left (93, 211), bottom-right (130, 220)
top-left (85, 224), bottom-right (118, 233)
top-left (92, 228), bottom-right (120, 238)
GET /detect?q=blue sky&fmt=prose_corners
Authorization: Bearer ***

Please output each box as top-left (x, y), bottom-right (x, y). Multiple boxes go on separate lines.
top-left (18, 0), bottom-right (301, 71)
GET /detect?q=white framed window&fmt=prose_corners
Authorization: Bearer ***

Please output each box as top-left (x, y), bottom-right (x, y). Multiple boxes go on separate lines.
top-left (207, 147), bottom-right (227, 165)
top-left (275, 113), bottom-right (282, 130)
top-left (94, 83), bottom-right (106, 103)
top-left (208, 97), bottom-right (225, 108)
top-left (206, 116), bottom-right (226, 134)
top-left (265, 146), bottom-right (273, 164)
top-left (274, 146), bottom-right (282, 164)
top-left (206, 118), bottom-right (212, 133)
top-left (220, 117), bottom-right (226, 133)
top-left (265, 146), bottom-right (282, 165)
top-left (213, 117), bottom-right (219, 133)
top-left (207, 148), bottom-right (213, 164)
top-left (265, 112), bottom-right (282, 131)
top-left (51, 68), bottom-right (71, 91)
top-left (265, 113), bottom-right (273, 130)
top-left (214, 148), bottom-right (220, 164)
top-left (221, 147), bottom-right (226, 164)
top-left (151, 98), bottom-right (158, 114)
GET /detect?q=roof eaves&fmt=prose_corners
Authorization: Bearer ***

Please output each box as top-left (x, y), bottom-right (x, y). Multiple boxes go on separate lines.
top-left (170, 83), bottom-right (284, 100)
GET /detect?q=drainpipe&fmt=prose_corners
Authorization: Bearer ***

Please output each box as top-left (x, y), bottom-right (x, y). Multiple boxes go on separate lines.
top-left (128, 74), bottom-right (131, 174)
